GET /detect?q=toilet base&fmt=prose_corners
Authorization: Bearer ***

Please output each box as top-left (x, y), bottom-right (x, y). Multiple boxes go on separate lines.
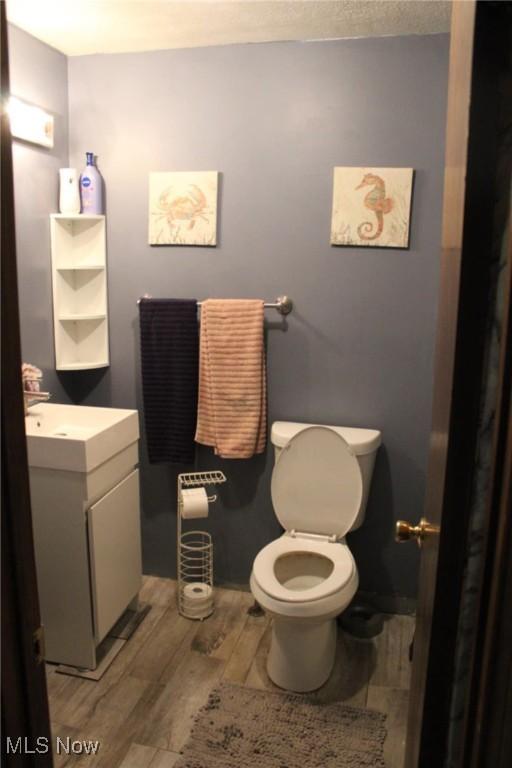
top-left (267, 616), bottom-right (337, 692)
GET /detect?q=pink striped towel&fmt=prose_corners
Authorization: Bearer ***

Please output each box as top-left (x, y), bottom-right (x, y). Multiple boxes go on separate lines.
top-left (195, 299), bottom-right (266, 459)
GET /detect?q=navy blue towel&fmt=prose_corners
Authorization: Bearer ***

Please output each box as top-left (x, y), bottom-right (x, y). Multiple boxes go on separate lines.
top-left (139, 298), bottom-right (199, 464)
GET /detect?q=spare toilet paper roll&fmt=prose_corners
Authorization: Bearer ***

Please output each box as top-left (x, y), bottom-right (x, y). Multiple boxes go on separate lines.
top-left (183, 582), bottom-right (213, 618)
top-left (180, 487), bottom-right (209, 519)
top-left (183, 582), bottom-right (212, 603)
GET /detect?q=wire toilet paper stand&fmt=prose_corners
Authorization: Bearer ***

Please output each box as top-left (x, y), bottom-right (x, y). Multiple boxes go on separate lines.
top-left (177, 471), bottom-right (227, 619)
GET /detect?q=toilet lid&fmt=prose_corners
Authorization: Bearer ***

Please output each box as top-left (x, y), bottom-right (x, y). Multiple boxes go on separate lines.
top-left (271, 426), bottom-right (363, 537)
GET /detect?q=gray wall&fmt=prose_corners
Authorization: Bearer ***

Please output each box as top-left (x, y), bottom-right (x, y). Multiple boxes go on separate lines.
top-left (13, 30), bottom-right (449, 601)
top-left (8, 25), bottom-right (72, 404)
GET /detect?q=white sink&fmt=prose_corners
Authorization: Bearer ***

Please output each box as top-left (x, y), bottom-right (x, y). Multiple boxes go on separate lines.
top-left (25, 403), bottom-right (139, 472)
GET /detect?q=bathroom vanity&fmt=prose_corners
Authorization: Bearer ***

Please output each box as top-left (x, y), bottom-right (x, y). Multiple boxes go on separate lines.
top-left (25, 403), bottom-right (142, 670)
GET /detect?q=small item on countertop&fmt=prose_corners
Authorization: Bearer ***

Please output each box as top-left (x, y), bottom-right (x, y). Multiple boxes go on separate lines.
top-left (22, 363), bottom-right (42, 392)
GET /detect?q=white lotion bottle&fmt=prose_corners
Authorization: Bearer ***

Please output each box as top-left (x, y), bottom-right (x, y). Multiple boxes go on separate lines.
top-left (59, 168), bottom-right (81, 214)
top-left (80, 152), bottom-right (103, 214)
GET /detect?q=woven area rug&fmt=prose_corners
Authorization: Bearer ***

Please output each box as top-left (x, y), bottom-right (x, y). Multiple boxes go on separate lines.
top-left (175, 682), bottom-right (387, 768)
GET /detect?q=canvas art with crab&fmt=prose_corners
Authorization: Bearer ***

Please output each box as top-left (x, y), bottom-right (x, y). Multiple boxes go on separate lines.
top-left (330, 167), bottom-right (414, 248)
top-left (149, 171), bottom-right (218, 246)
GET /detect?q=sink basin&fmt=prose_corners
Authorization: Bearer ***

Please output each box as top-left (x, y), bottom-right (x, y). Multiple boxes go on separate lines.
top-left (25, 403), bottom-right (139, 472)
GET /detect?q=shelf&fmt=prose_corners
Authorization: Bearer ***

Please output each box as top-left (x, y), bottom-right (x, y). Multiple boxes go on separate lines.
top-left (51, 216), bottom-right (106, 268)
top-left (179, 471), bottom-right (227, 487)
top-left (59, 314), bottom-right (106, 322)
top-left (51, 214), bottom-right (109, 370)
top-left (51, 214), bottom-right (105, 221)
top-left (56, 265), bottom-right (105, 272)
top-left (56, 361), bottom-right (109, 371)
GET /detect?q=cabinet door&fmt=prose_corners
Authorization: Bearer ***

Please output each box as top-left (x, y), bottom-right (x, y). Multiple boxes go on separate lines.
top-left (87, 469), bottom-right (142, 643)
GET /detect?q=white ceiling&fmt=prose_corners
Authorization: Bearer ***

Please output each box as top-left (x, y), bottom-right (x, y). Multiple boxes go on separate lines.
top-left (7, 0), bottom-right (451, 57)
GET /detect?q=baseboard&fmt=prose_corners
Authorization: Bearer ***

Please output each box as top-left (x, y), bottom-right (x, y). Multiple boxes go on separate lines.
top-left (215, 581), bottom-right (251, 593)
top-left (211, 580), bottom-right (417, 616)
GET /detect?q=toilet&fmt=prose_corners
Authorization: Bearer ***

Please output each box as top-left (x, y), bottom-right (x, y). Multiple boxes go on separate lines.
top-left (250, 421), bottom-right (381, 692)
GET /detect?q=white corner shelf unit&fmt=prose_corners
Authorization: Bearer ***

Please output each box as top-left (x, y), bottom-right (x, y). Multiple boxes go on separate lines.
top-left (50, 214), bottom-right (109, 371)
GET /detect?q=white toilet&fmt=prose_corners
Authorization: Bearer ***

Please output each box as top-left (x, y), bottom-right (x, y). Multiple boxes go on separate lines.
top-left (250, 421), bottom-right (381, 692)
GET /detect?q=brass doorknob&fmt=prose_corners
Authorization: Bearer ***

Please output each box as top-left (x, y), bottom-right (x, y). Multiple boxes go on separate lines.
top-left (396, 518), bottom-right (439, 547)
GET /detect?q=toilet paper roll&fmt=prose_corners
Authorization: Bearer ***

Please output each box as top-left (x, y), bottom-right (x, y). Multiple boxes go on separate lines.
top-left (182, 582), bottom-right (213, 619)
top-left (180, 487), bottom-right (209, 519)
top-left (183, 582), bottom-right (212, 603)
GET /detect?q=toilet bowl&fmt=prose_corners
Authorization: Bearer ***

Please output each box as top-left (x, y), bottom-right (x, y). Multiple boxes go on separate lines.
top-left (250, 422), bottom-right (381, 692)
top-left (250, 533), bottom-right (359, 691)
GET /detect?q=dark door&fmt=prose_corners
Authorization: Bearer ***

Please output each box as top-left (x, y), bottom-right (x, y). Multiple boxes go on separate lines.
top-left (402, 2), bottom-right (512, 765)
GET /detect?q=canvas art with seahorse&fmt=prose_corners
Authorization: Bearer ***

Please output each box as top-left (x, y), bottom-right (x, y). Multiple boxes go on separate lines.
top-left (330, 167), bottom-right (414, 248)
top-left (149, 171), bottom-right (218, 246)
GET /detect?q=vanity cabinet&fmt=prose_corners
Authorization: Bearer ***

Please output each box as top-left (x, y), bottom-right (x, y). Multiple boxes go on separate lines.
top-left (50, 214), bottom-right (109, 371)
top-left (28, 409), bottom-right (141, 670)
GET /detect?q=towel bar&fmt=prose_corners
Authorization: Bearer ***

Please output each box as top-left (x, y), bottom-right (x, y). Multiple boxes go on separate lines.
top-left (137, 295), bottom-right (293, 315)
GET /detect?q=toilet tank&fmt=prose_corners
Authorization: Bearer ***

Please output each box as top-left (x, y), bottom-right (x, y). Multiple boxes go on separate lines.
top-left (271, 421), bottom-right (381, 531)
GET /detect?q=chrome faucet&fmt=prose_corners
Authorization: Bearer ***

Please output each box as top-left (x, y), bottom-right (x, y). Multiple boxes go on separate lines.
top-left (23, 389), bottom-right (51, 413)
top-left (22, 371), bottom-right (51, 415)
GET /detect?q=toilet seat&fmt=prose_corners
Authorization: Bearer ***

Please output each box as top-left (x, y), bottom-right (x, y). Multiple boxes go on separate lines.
top-left (252, 534), bottom-right (354, 604)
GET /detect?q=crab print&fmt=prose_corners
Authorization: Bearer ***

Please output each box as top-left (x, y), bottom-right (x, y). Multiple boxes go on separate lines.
top-left (149, 172), bottom-right (218, 246)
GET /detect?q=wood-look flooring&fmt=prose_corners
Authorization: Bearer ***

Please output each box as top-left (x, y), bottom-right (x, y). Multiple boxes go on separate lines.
top-left (47, 577), bottom-right (415, 768)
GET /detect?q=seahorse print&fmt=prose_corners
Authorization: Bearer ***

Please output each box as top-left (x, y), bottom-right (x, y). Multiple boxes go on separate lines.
top-left (355, 173), bottom-right (394, 241)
